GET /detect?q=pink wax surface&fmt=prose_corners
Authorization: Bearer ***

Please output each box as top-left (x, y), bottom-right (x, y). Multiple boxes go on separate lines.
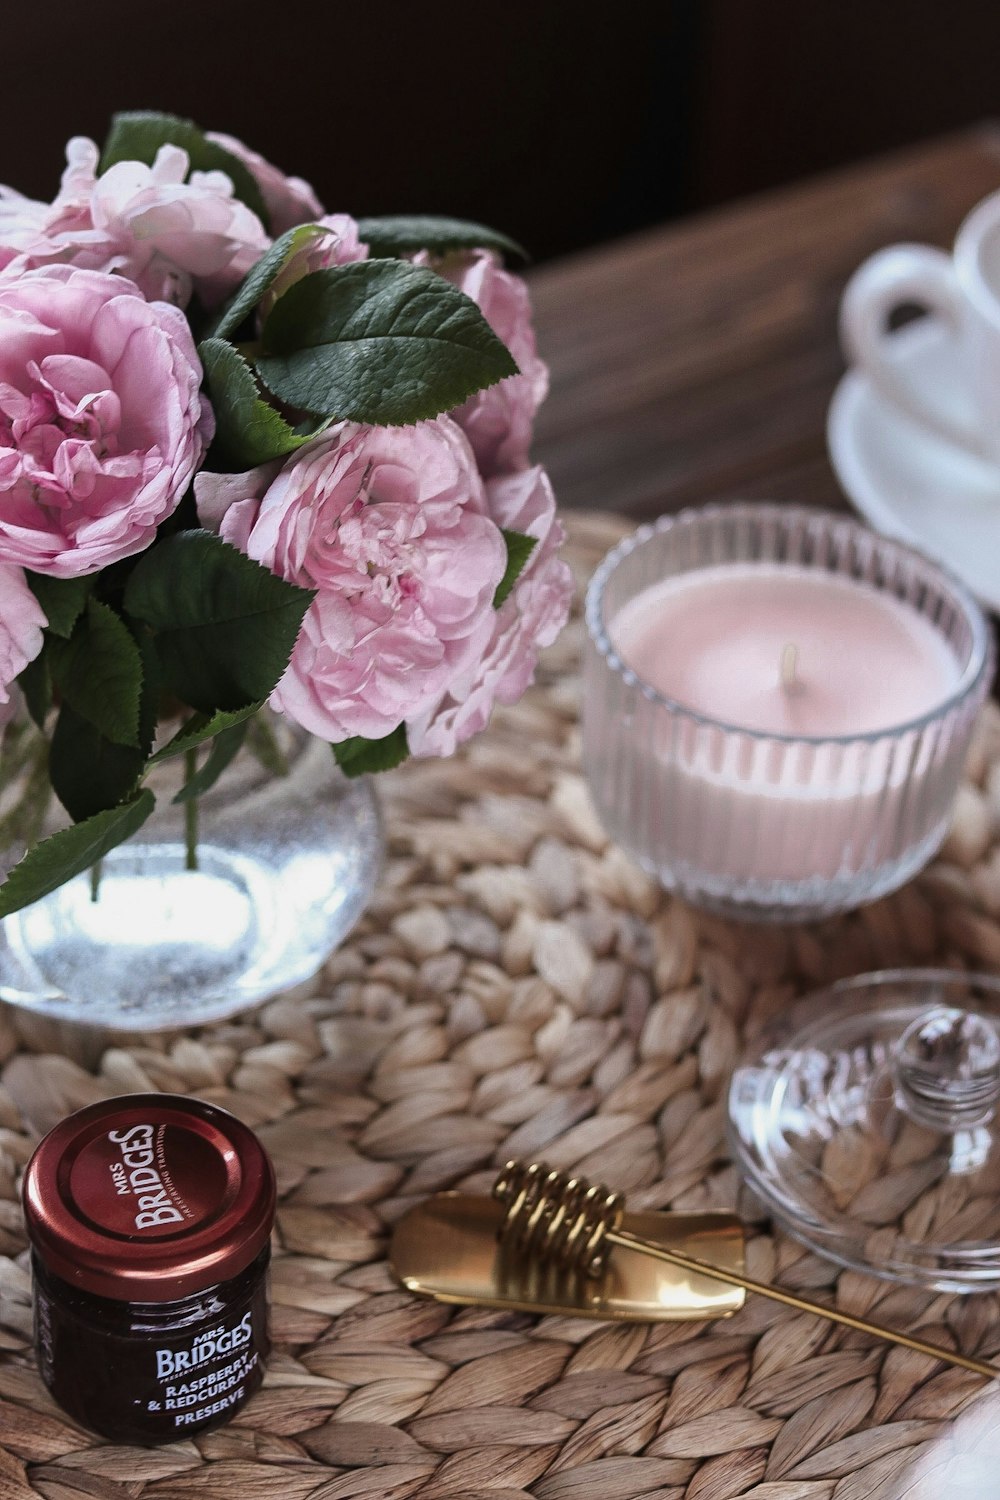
top-left (609, 564), bottom-right (960, 737)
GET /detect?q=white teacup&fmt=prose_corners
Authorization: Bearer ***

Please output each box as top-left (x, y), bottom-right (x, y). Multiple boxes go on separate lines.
top-left (840, 190), bottom-right (1000, 463)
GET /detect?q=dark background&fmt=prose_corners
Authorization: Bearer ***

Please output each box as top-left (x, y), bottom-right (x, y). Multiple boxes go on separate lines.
top-left (3, 1), bottom-right (999, 263)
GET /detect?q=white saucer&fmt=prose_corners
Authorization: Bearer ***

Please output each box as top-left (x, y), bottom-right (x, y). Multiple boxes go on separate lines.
top-left (828, 318), bottom-right (1000, 612)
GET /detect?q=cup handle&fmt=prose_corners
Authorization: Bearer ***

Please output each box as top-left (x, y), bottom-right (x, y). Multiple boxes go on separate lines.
top-left (839, 244), bottom-right (988, 458)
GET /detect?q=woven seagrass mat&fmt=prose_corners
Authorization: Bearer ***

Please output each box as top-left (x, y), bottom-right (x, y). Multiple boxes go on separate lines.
top-left (0, 511), bottom-right (999, 1500)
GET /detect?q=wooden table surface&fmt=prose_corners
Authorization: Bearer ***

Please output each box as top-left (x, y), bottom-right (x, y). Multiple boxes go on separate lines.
top-left (530, 125), bottom-right (1000, 522)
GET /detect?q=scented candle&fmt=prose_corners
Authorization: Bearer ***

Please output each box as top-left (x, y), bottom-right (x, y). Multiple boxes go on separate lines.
top-left (610, 566), bottom-right (958, 738)
top-left (22, 1094), bottom-right (275, 1445)
top-left (583, 506), bottom-right (993, 921)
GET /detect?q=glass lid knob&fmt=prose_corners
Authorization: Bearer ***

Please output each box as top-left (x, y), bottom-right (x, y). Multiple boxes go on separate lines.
top-left (892, 1006), bottom-right (1000, 1132)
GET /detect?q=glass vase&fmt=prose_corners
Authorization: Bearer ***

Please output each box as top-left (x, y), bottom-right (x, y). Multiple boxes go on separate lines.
top-left (0, 715), bottom-right (382, 1030)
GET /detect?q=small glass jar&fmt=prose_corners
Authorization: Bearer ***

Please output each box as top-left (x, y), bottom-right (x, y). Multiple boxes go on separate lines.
top-left (583, 505), bottom-right (994, 922)
top-left (22, 1093), bottom-right (276, 1445)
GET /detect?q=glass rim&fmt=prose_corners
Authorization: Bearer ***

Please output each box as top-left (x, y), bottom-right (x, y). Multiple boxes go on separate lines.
top-left (585, 502), bottom-right (996, 749)
top-left (799, 966), bottom-right (1000, 1019)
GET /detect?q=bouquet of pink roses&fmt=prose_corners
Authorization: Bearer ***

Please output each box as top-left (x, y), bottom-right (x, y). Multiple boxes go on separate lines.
top-left (0, 112), bottom-right (572, 915)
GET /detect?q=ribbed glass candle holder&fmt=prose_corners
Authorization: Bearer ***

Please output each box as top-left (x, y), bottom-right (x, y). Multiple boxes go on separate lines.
top-left (583, 505), bottom-right (994, 922)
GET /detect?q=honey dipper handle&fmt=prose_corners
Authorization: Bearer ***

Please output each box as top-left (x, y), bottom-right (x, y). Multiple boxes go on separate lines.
top-left (609, 1227), bottom-right (997, 1380)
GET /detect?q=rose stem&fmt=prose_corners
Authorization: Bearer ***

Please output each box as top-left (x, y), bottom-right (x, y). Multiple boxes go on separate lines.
top-left (184, 747), bottom-right (199, 871)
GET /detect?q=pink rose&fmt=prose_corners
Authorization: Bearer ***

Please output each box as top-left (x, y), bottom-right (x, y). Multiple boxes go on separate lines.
top-left (260, 214), bottom-right (368, 318)
top-left (0, 139), bottom-right (96, 281)
top-left (0, 190), bottom-right (59, 274)
top-left (415, 249), bottom-right (548, 477)
top-left (0, 564), bottom-right (46, 728)
top-left (206, 131), bottom-right (325, 235)
top-left (0, 137), bottom-right (270, 307)
top-left (196, 418), bottom-right (507, 742)
top-left (408, 465), bottom-right (572, 756)
top-left (0, 265), bottom-right (212, 577)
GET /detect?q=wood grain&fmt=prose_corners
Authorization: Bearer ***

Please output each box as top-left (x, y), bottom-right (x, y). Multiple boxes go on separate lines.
top-left (530, 127), bottom-right (1000, 520)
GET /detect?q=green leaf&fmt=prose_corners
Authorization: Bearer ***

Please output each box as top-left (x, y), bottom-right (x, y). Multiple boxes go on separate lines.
top-left (100, 111), bottom-right (269, 228)
top-left (25, 573), bottom-right (92, 638)
top-left (208, 224), bottom-right (326, 340)
top-left (333, 724), bottom-right (409, 777)
top-left (0, 790), bottom-right (155, 918)
top-left (256, 261), bottom-right (518, 424)
top-left (173, 721), bottom-right (249, 803)
top-left (150, 703), bottom-right (263, 764)
top-left (200, 338), bottom-right (320, 468)
top-left (134, 630), bottom-right (162, 757)
top-left (357, 215), bottom-right (528, 264)
top-left (123, 531), bottom-right (313, 713)
top-left (50, 600), bottom-right (143, 747)
top-left (18, 648), bottom-right (52, 729)
top-left (493, 528), bottom-right (538, 608)
top-left (49, 705), bottom-right (146, 822)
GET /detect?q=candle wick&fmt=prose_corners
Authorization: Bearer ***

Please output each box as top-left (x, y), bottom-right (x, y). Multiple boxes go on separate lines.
top-left (780, 642), bottom-right (801, 695)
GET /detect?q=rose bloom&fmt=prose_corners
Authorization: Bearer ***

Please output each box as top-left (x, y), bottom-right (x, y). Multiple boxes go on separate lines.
top-left (196, 418), bottom-right (507, 742)
top-left (0, 137), bottom-right (269, 307)
top-left (0, 564), bottom-right (46, 728)
top-left (408, 465), bottom-right (572, 756)
top-left (259, 214), bottom-right (368, 319)
top-left (0, 265), bottom-right (212, 577)
top-left (205, 131), bottom-right (324, 235)
top-left (414, 249), bottom-right (549, 477)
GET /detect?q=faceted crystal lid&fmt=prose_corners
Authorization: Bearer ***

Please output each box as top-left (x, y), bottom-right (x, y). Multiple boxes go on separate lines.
top-left (728, 970), bottom-right (1000, 1291)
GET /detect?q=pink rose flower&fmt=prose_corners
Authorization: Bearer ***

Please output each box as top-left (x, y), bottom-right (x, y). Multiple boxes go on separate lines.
top-left (0, 564), bottom-right (46, 728)
top-left (260, 214), bottom-right (368, 318)
top-left (205, 131), bottom-right (325, 235)
top-left (414, 249), bottom-right (549, 477)
top-left (196, 418), bottom-right (507, 742)
top-left (0, 139), bottom-right (97, 281)
top-left (408, 465), bottom-right (572, 756)
top-left (0, 190), bottom-right (58, 274)
top-left (0, 137), bottom-right (270, 307)
top-left (0, 265), bottom-right (212, 578)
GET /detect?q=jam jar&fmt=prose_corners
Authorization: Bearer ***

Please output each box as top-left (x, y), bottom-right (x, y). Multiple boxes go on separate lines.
top-left (22, 1093), bottom-right (276, 1445)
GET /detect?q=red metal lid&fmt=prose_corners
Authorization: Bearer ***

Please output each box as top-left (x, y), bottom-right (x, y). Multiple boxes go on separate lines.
top-left (22, 1094), bottom-right (276, 1301)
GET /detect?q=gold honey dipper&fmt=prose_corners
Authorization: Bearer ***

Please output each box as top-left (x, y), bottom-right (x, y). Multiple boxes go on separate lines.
top-left (389, 1159), bottom-right (998, 1380)
top-left (493, 1161), bottom-right (997, 1379)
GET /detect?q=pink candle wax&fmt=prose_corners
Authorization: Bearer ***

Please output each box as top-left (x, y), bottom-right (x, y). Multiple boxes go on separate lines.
top-left (605, 563), bottom-right (963, 888)
top-left (610, 565), bottom-right (958, 735)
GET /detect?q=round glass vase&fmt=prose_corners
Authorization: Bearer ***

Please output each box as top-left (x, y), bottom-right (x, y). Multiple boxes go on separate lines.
top-left (583, 505), bottom-right (994, 923)
top-left (0, 715), bottom-right (382, 1030)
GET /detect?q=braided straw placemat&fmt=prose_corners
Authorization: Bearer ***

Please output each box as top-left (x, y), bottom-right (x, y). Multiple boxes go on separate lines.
top-left (1, 512), bottom-right (1000, 1500)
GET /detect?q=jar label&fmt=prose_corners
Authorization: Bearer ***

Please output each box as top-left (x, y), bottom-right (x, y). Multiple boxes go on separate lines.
top-left (150, 1305), bottom-right (261, 1429)
top-left (35, 1273), bottom-right (268, 1441)
top-left (69, 1123), bottom-right (229, 1238)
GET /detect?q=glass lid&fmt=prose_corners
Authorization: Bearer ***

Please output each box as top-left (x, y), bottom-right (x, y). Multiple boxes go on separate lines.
top-left (728, 970), bottom-right (1000, 1291)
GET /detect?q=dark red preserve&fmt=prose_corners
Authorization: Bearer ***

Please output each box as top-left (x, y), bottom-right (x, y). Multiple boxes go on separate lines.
top-left (22, 1093), bottom-right (276, 1445)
